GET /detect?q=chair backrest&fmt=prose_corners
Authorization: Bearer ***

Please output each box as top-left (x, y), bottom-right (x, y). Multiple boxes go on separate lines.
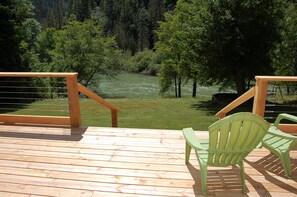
top-left (207, 112), bottom-right (270, 166)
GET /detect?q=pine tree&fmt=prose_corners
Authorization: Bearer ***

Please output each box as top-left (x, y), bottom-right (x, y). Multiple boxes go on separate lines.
top-left (68, 0), bottom-right (96, 21)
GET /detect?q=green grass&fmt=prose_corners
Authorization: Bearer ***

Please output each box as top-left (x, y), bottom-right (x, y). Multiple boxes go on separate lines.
top-left (81, 97), bottom-right (222, 130)
top-left (8, 97), bottom-right (223, 131)
top-left (2, 73), bottom-right (296, 130)
top-left (1, 73), bottom-right (240, 130)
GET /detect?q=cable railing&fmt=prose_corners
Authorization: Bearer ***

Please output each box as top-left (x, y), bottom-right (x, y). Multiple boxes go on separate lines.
top-left (0, 72), bottom-right (119, 128)
top-left (216, 76), bottom-right (297, 133)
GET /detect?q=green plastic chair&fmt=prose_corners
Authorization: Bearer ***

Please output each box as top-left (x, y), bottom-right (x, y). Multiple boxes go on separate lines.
top-left (262, 113), bottom-right (297, 178)
top-left (183, 112), bottom-right (270, 195)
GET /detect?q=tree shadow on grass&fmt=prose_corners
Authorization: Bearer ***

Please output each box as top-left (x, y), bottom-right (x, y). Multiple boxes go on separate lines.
top-left (191, 100), bottom-right (253, 116)
top-left (191, 100), bottom-right (223, 116)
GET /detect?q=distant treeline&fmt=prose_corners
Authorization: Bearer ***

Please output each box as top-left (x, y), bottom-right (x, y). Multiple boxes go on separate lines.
top-left (31, 0), bottom-right (177, 54)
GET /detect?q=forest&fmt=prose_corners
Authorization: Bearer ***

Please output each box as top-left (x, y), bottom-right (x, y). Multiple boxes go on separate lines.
top-left (0, 0), bottom-right (297, 97)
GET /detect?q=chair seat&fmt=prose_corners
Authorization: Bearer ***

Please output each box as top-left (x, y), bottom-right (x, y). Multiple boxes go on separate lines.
top-left (262, 113), bottom-right (297, 178)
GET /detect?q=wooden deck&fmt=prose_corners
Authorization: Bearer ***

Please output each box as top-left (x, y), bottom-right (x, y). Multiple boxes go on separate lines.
top-left (0, 125), bottom-right (296, 197)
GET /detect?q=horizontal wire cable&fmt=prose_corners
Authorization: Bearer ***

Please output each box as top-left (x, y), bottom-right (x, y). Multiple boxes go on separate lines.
top-left (0, 107), bottom-right (68, 112)
top-left (0, 86), bottom-right (67, 89)
top-left (0, 91), bottom-right (67, 95)
top-left (0, 80), bottom-right (66, 84)
top-left (0, 102), bottom-right (67, 107)
top-left (0, 78), bottom-right (73, 118)
top-left (0, 97), bottom-right (67, 100)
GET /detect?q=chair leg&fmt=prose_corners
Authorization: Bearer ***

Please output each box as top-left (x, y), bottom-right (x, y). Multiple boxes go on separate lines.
top-left (185, 142), bottom-right (192, 164)
top-left (279, 151), bottom-right (292, 178)
top-left (239, 161), bottom-right (246, 193)
top-left (200, 163), bottom-right (207, 195)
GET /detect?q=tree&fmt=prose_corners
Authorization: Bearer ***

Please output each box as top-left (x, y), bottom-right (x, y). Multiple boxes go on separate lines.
top-left (137, 7), bottom-right (151, 51)
top-left (155, 0), bottom-right (207, 97)
top-left (0, 0), bottom-right (21, 71)
top-left (156, 11), bottom-right (182, 97)
top-left (19, 18), bottom-right (41, 70)
top-left (125, 49), bottom-right (159, 75)
top-left (200, 0), bottom-right (281, 95)
top-left (0, 0), bottom-right (39, 72)
top-left (35, 27), bottom-right (56, 64)
top-left (273, 1), bottom-right (297, 77)
top-left (32, 20), bottom-right (122, 87)
top-left (68, 0), bottom-right (96, 22)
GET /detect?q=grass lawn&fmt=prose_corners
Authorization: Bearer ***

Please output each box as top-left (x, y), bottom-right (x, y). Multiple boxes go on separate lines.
top-left (80, 97), bottom-right (221, 131)
top-left (1, 73), bottom-right (295, 130)
top-left (6, 97), bottom-right (226, 131)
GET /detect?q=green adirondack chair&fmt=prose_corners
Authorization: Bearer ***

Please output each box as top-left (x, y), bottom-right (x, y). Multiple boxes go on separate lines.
top-left (183, 112), bottom-right (270, 195)
top-left (262, 113), bottom-right (297, 178)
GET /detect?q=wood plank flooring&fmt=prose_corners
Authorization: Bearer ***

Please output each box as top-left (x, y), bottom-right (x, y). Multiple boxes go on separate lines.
top-left (0, 125), bottom-right (295, 197)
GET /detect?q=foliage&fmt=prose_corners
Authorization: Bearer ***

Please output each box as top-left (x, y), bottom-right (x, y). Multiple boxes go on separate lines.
top-left (32, 20), bottom-right (122, 87)
top-left (273, 1), bottom-right (297, 77)
top-left (35, 27), bottom-right (56, 63)
top-left (0, 0), bottom-right (39, 72)
top-left (68, 0), bottom-right (96, 22)
top-left (155, 0), bottom-right (207, 97)
top-left (156, 0), bottom-right (282, 96)
top-left (200, 0), bottom-right (281, 95)
top-left (124, 49), bottom-right (160, 75)
top-left (32, 0), bottom-right (178, 54)
top-left (32, 0), bottom-right (65, 29)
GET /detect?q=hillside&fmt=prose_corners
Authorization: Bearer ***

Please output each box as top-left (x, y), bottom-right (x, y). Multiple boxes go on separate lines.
top-left (31, 0), bottom-right (177, 54)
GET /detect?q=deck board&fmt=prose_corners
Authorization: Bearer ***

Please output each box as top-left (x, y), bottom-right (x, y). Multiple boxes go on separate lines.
top-left (0, 125), bottom-right (296, 196)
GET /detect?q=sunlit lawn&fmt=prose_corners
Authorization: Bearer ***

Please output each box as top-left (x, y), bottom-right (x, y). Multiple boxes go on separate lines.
top-left (80, 97), bottom-right (222, 130)
top-left (6, 97), bottom-right (226, 131)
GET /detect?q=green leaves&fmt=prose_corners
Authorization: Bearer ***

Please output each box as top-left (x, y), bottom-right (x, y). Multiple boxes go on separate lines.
top-left (201, 0), bottom-right (280, 94)
top-left (156, 0), bottom-right (207, 96)
top-left (273, 1), bottom-right (297, 77)
top-left (32, 20), bottom-right (122, 87)
top-left (156, 0), bottom-right (283, 95)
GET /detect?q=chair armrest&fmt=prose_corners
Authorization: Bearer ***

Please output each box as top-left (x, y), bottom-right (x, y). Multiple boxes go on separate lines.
top-left (182, 128), bottom-right (208, 151)
top-left (268, 126), bottom-right (297, 140)
top-left (274, 113), bottom-right (297, 128)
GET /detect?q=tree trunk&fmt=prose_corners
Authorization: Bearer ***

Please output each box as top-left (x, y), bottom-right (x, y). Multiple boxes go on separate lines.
top-left (178, 77), bottom-right (181, 98)
top-left (235, 76), bottom-right (246, 95)
top-left (174, 75), bottom-right (177, 98)
top-left (287, 86), bottom-right (290, 95)
top-left (192, 79), bottom-right (197, 97)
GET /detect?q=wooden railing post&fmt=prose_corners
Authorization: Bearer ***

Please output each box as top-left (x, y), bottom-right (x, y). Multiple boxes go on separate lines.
top-left (252, 77), bottom-right (268, 117)
top-left (111, 110), bottom-right (118, 127)
top-left (66, 74), bottom-right (81, 127)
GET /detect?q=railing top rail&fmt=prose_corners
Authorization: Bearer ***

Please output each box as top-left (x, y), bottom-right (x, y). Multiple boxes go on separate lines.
top-left (255, 76), bottom-right (297, 82)
top-left (77, 83), bottom-right (120, 112)
top-left (215, 87), bottom-right (255, 118)
top-left (0, 72), bottom-right (77, 77)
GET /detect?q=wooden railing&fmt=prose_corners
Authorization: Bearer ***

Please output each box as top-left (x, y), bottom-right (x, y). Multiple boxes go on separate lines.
top-left (216, 76), bottom-right (297, 133)
top-left (0, 72), bottom-right (119, 128)
top-left (77, 83), bottom-right (119, 127)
